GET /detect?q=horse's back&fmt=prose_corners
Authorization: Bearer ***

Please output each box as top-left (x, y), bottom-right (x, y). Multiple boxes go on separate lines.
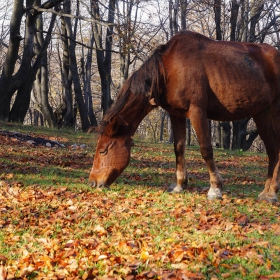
top-left (161, 31), bottom-right (280, 121)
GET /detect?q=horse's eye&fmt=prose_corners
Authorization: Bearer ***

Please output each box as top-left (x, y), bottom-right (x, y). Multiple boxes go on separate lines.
top-left (99, 150), bottom-right (108, 156)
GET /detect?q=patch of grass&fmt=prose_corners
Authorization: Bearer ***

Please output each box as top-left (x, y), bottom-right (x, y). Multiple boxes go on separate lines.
top-left (0, 123), bottom-right (280, 279)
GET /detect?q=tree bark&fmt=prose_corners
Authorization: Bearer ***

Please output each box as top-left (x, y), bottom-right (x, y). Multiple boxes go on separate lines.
top-left (92, 0), bottom-right (116, 116)
top-left (0, 0), bottom-right (64, 122)
top-left (180, 0), bottom-right (188, 30)
top-left (169, 0), bottom-right (180, 37)
top-left (64, 1), bottom-right (90, 131)
top-left (60, 2), bottom-right (74, 128)
top-left (117, 0), bottom-right (140, 86)
top-left (230, 0), bottom-right (240, 41)
top-left (83, 38), bottom-right (98, 126)
top-left (0, 0), bottom-right (24, 120)
top-left (167, 115), bottom-right (174, 143)
top-left (214, 0), bottom-right (222, 40)
top-left (10, 6), bottom-right (57, 125)
top-left (249, 0), bottom-right (264, 42)
top-left (220, 122), bottom-right (231, 149)
top-left (159, 109), bottom-right (167, 141)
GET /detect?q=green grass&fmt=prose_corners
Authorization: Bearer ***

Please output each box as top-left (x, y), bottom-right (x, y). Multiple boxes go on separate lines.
top-left (0, 122), bottom-right (280, 279)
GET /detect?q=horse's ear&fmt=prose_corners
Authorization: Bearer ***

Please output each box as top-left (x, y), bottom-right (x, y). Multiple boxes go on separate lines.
top-left (105, 116), bottom-right (126, 137)
top-left (105, 117), bottom-right (119, 137)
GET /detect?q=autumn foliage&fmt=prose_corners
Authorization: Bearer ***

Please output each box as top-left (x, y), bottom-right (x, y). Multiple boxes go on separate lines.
top-left (0, 123), bottom-right (280, 279)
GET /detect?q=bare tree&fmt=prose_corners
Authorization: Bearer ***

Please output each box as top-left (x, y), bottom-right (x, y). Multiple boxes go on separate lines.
top-left (0, 0), bottom-right (64, 122)
top-left (57, 1), bottom-right (74, 128)
top-left (91, 0), bottom-right (116, 116)
top-left (10, 4), bottom-right (58, 126)
top-left (64, 1), bottom-right (91, 131)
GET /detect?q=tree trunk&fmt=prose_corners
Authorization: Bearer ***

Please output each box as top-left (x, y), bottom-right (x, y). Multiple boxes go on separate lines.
top-left (10, 8), bottom-right (57, 126)
top-left (79, 7), bottom-right (98, 128)
top-left (32, 58), bottom-right (56, 127)
top-left (214, 121), bottom-right (222, 148)
top-left (117, 0), bottom-right (139, 86)
top-left (64, 1), bottom-right (90, 131)
top-left (92, 0), bottom-right (116, 116)
top-left (169, 0), bottom-right (180, 37)
top-left (0, 0), bottom-right (64, 122)
top-left (167, 115), bottom-right (174, 143)
top-left (232, 118), bottom-right (258, 151)
top-left (214, 0), bottom-right (222, 40)
top-left (0, 0), bottom-right (24, 120)
top-left (60, 3), bottom-right (74, 128)
top-left (159, 109), bottom-right (167, 141)
top-left (33, 11), bottom-right (56, 127)
top-left (220, 122), bottom-right (231, 149)
top-left (230, 0), bottom-right (240, 41)
top-left (249, 0), bottom-right (264, 42)
top-left (84, 27), bottom-right (98, 126)
top-left (180, 0), bottom-right (188, 30)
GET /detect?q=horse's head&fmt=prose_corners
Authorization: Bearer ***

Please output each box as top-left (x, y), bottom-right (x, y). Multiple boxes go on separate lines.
top-left (89, 116), bottom-right (133, 188)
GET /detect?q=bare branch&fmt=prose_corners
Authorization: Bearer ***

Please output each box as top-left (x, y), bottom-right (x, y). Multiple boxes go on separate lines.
top-left (39, 29), bottom-right (122, 54)
top-left (30, 5), bottom-right (114, 27)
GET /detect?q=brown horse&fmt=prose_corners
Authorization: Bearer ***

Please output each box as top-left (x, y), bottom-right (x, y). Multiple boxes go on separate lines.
top-left (89, 31), bottom-right (280, 202)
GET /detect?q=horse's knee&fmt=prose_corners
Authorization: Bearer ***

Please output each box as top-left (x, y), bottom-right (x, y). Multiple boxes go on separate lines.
top-left (200, 145), bottom-right (213, 161)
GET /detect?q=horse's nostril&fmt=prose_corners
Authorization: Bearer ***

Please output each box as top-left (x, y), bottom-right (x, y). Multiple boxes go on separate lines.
top-left (89, 180), bottom-right (97, 188)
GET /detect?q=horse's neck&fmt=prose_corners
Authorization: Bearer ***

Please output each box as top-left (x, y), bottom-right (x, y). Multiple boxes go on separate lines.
top-left (120, 98), bottom-right (153, 136)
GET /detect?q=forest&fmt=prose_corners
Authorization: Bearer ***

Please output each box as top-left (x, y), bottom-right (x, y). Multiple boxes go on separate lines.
top-left (0, 0), bottom-right (280, 150)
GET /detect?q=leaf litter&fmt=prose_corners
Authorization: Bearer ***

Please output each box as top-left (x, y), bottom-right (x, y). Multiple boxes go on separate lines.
top-left (0, 130), bottom-right (280, 279)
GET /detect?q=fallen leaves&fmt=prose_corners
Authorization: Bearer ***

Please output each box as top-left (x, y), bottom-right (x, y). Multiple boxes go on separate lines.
top-left (1, 179), bottom-right (280, 279)
top-left (1, 130), bottom-right (280, 279)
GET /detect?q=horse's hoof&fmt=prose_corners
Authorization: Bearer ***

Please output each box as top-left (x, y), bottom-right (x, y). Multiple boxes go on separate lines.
top-left (258, 193), bottom-right (278, 203)
top-left (167, 183), bottom-right (184, 193)
top-left (207, 187), bottom-right (222, 200)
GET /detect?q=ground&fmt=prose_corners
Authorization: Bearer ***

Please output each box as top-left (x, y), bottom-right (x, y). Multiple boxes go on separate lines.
top-left (0, 122), bottom-right (280, 279)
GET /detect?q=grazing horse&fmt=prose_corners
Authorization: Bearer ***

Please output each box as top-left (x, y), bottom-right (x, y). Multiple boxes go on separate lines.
top-left (89, 31), bottom-right (280, 202)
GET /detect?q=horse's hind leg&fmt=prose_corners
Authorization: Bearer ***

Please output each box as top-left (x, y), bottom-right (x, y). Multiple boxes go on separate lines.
top-left (253, 108), bottom-right (279, 202)
top-left (188, 107), bottom-right (223, 200)
top-left (167, 115), bottom-right (188, 193)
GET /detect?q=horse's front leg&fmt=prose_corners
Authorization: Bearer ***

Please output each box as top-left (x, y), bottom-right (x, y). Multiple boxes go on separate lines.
top-left (189, 107), bottom-right (223, 200)
top-left (167, 115), bottom-right (188, 193)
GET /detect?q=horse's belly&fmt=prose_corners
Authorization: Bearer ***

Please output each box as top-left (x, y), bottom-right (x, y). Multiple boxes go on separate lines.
top-left (207, 86), bottom-right (272, 121)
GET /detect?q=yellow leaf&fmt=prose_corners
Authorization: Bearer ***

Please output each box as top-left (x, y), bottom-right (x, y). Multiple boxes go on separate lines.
top-left (140, 249), bottom-right (150, 260)
top-left (165, 238), bottom-right (174, 242)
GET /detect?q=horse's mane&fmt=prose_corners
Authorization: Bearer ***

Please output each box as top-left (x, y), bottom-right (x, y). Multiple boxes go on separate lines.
top-left (98, 44), bottom-right (167, 132)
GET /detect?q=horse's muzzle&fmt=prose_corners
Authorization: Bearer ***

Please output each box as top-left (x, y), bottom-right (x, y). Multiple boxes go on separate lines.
top-left (89, 179), bottom-right (109, 189)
